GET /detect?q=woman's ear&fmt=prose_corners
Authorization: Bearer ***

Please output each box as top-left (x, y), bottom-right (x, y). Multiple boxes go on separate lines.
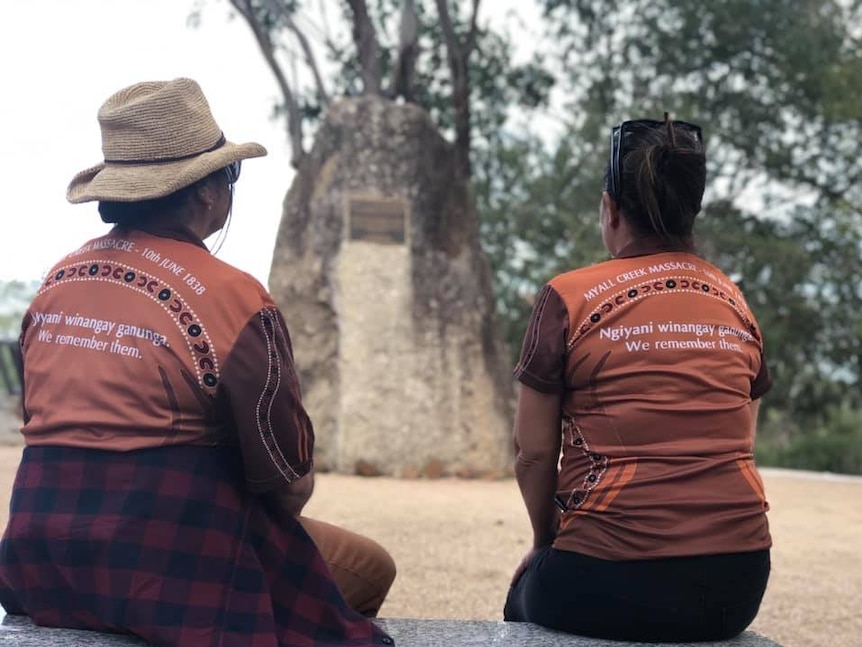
top-left (602, 191), bottom-right (621, 229)
top-left (194, 178), bottom-right (218, 211)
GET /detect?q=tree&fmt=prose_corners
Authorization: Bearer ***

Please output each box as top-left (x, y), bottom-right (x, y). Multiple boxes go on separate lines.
top-left (198, 0), bottom-right (862, 438)
top-left (209, 0), bottom-right (553, 181)
top-left (0, 280), bottom-right (35, 397)
top-left (0, 280), bottom-right (36, 340)
top-left (193, 0), bottom-right (555, 359)
top-left (479, 0), bottom-right (862, 423)
top-left (194, 0), bottom-right (557, 474)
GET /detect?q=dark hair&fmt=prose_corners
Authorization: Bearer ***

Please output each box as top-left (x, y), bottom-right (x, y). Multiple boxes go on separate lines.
top-left (98, 170), bottom-right (224, 227)
top-left (608, 125), bottom-right (706, 241)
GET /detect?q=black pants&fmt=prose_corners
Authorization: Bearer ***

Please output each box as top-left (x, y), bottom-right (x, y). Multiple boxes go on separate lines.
top-left (504, 547), bottom-right (770, 643)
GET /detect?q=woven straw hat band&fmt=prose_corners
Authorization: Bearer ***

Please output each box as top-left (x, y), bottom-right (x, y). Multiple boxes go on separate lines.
top-left (98, 79), bottom-right (224, 163)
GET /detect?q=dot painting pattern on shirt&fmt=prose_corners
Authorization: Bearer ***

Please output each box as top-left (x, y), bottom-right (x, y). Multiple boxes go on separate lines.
top-left (37, 259), bottom-right (221, 393)
top-left (567, 274), bottom-right (760, 351)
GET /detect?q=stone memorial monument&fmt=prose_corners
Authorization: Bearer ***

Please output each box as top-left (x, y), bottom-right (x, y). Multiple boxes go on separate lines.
top-left (268, 96), bottom-right (515, 477)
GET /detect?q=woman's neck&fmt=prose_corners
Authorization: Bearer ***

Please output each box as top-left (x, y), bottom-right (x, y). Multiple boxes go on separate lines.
top-left (613, 235), bottom-right (695, 259)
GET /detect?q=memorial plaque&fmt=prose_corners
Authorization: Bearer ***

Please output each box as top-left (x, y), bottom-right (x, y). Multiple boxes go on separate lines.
top-left (347, 197), bottom-right (407, 244)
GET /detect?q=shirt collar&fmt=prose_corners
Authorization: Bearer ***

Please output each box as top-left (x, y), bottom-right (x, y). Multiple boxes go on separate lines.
top-left (112, 223), bottom-right (209, 251)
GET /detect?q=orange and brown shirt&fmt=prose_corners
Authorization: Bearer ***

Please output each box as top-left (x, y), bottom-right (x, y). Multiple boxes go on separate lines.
top-left (515, 242), bottom-right (772, 560)
top-left (19, 226), bottom-right (312, 493)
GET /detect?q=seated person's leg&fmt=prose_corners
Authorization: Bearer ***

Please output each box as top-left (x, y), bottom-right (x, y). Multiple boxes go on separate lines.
top-left (298, 517), bottom-right (396, 617)
top-left (505, 547), bottom-right (770, 642)
top-left (503, 546), bottom-right (553, 623)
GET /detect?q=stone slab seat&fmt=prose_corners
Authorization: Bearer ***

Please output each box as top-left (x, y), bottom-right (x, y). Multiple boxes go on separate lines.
top-left (0, 615), bottom-right (784, 646)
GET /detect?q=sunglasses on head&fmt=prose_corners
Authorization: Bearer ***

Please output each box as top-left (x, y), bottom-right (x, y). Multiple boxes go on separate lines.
top-left (608, 114), bottom-right (703, 201)
top-left (224, 160), bottom-right (241, 185)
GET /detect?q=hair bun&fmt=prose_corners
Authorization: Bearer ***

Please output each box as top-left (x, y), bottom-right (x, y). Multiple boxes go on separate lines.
top-left (621, 125), bottom-right (706, 240)
top-left (643, 144), bottom-right (673, 175)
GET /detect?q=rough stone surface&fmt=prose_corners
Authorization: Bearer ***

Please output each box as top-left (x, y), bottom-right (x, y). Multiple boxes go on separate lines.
top-left (268, 96), bottom-right (515, 477)
top-left (0, 615), bottom-right (144, 646)
top-left (376, 619), bottom-right (785, 647)
top-left (0, 614), bottom-right (785, 646)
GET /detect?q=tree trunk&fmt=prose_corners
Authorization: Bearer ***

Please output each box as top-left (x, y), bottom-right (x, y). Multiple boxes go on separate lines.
top-left (434, 0), bottom-right (481, 180)
top-left (346, 0), bottom-right (383, 95)
top-left (230, 0), bottom-right (307, 166)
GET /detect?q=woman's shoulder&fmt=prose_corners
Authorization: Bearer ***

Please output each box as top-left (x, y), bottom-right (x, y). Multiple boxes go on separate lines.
top-left (547, 258), bottom-right (619, 299)
top-left (203, 258), bottom-right (274, 309)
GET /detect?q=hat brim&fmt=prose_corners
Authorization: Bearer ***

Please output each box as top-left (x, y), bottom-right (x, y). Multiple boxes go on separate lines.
top-left (66, 140), bottom-right (267, 204)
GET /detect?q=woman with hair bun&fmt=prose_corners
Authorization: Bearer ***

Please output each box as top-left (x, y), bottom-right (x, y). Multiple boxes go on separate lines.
top-left (505, 114), bottom-right (772, 642)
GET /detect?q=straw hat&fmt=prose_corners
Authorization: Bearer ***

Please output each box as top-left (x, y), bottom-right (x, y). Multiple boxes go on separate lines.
top-left (67, 78), bottom-right (267, 204)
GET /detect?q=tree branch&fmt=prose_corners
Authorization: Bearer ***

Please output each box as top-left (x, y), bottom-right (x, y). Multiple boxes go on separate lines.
top-left (434, 0), bottom-right (482, 178)
top-left (230, 0), bottom-right (306, 167)
top-left (435, 0), bottom-right (462, 59)
top-left (388, 0), bottom-right (420, 102)
top-left (345, 0), bottom-right (383, 95)
top-left (264, 0), bottom-right (331, 107)
top-left (466, 0), bottom-right (480, 54)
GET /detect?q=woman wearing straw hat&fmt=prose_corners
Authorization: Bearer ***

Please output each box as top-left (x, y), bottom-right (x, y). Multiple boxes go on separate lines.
top-left (0, 78), bottom-right (395, 647)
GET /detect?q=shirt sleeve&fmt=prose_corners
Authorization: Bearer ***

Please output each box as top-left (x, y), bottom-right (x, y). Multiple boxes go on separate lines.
top-left (513, 284), bottom-right (569, 394)
top-left (17, 317), bottom-right (29, 424)
top-left (219, 306), bottom-right (314, 493)
top-left (751, 354), bottom-right (773, 400)
top-left (746, 313), bottom-right (773, 401)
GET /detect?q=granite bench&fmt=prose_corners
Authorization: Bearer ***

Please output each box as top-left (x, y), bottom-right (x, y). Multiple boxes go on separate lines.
top-left (0, 615), bottom-right (783, 646)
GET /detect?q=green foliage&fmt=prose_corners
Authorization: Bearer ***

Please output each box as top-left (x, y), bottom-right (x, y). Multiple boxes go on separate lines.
top-left (757, 406), bottom-right (862, 475)
top-left (0, 280), bottom-right (35, 341)
top-left (209, 0), bottom-right (862, 466)
top-left (475, 131), bottom-right (609, 355)
top-left (479, 0), bottom-right (862, 425)
top-left (324, 0), bottom-right (556, 152)
top-left (0, 280), bottom-right (32, 396)
top-left (0, 343), bottom-right (21, 395)
top-left (696, 205), bottom-right (862, 415)
top-left (215, 1), bottom-right (556, 155)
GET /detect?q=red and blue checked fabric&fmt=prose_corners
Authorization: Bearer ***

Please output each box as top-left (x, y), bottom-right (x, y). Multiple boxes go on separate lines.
top-left (0, 445), bottom-right (393, 647)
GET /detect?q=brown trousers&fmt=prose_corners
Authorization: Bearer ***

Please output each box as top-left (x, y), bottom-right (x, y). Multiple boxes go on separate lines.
top-left (299, 517), bottom-right (396, 617)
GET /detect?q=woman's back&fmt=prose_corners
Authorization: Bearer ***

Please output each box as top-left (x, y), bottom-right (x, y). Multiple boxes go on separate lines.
top-left (1, 78), bottom-right (394, 646)
top-left (517, 248), bottom-right (771, 560)
top-left (505, 115), bottom-right (772, 642)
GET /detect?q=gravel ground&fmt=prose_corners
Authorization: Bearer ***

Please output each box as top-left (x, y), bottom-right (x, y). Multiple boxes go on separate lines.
top-left (0, 447), bottom-right (858, 647)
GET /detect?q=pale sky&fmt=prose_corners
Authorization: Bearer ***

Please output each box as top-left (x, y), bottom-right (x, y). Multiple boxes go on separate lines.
top-left (0, 0), bottom-right (542, 286)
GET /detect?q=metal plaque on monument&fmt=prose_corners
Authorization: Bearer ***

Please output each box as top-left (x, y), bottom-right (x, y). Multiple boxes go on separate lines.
top-left (346, 196), bottom-right (409, 245)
